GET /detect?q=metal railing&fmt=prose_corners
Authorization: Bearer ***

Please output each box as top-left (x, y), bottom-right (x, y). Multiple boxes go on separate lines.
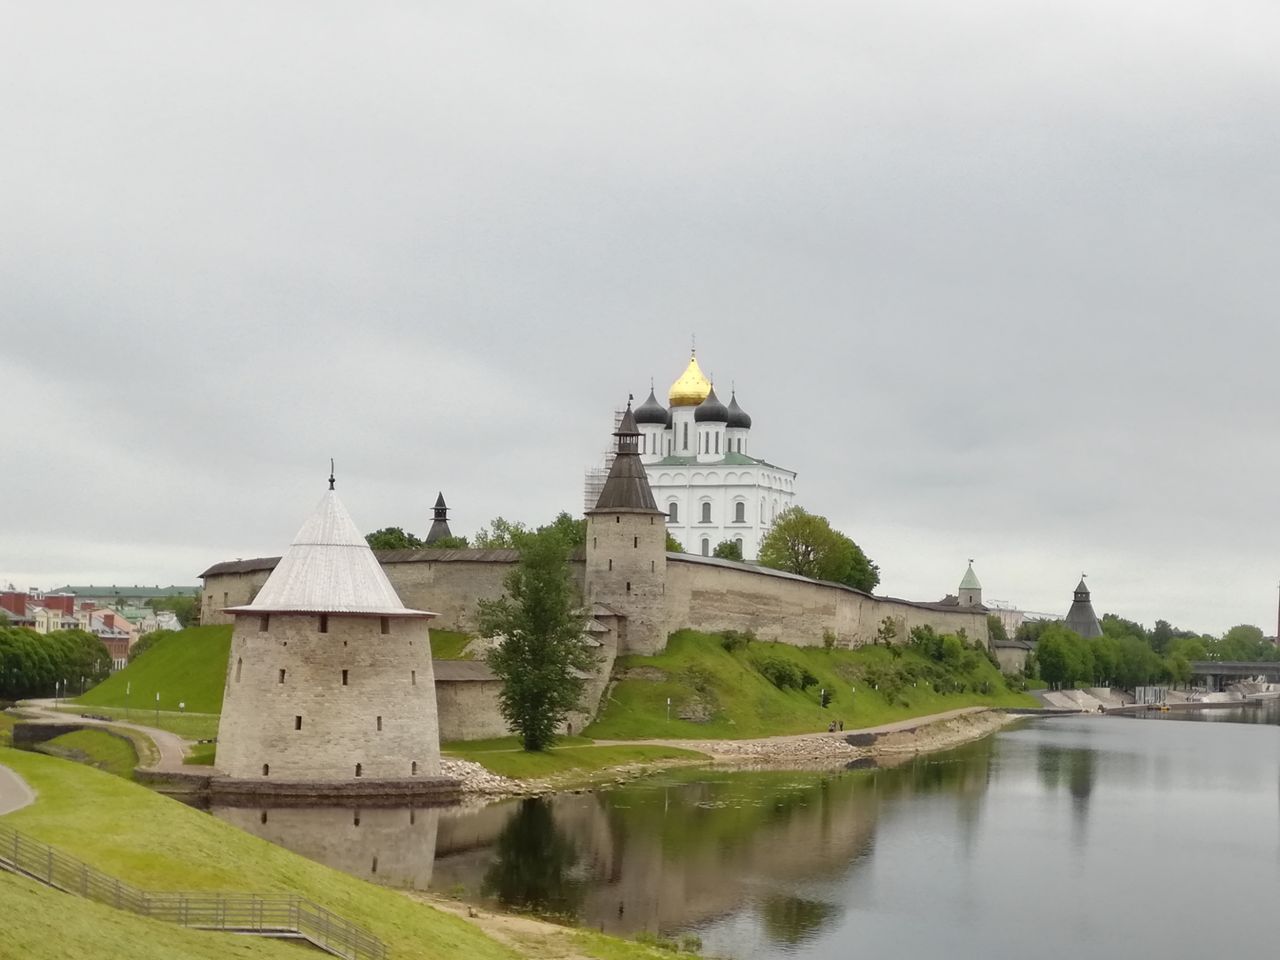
top-left (0, 822), bottom-right (386, 959)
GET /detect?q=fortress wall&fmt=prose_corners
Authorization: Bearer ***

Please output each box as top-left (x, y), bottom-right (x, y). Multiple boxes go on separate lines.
top-left (435, 678), bottom-right (511, 741)
top-left (665, 558), bottom-right (989, 648)
top-left (201, 569), bottom-right (272, 625)
top-left (217, 613), bottom-right (441, 781)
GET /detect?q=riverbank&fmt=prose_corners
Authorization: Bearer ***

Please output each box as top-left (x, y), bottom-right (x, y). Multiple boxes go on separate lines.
top-left (441, 706), bottom-right (1019, 794)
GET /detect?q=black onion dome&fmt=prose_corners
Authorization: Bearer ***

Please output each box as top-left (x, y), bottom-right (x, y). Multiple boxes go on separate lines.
top-left (726, 392), bottom-right (752, 429)
top-left (634, 388), bottom-right (668, 425)
top-left (694, 386), bottom-right (729, 423)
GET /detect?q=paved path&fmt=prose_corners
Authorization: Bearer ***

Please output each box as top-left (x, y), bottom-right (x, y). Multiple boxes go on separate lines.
top-left (0, 763), bottom-right (35, 816)
top-left (593, 705), bottom-right (993, 751)
top-left (16, 700), bottom-right (191, 774)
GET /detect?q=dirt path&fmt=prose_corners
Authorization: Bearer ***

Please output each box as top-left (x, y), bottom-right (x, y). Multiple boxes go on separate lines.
top-left (16, 700), bottom-right (190, 773)
top-left (0, 763), bottom-right (35, 816)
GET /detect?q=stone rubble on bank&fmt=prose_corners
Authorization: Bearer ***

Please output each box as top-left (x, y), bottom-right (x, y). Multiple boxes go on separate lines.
top-left (439, 758), bottom-right (523, 795)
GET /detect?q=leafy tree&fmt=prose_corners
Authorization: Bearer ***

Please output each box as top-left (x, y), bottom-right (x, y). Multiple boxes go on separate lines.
top-left (712, 539), bottom-right (743, 561)
top-left (537, 512), bottom-right (586, 549)
top-left (472, 517), bottom-right (532, 549)
top-left (0, 627), bottom-right (110, 699)
top-left (429, 534), bottom-right (471, 549)
top-left (987, 615), bottom-right (1009, 645)
top-left (366, 527), bottom-right (424, 550)
top-left (476, 528), bottom-right (594, 751)
top-left (875, 616), bottom-right (899, 646)
top-left (757, 506), bottom-right (879, 591)
top-left (665, 532), bottom-right (683, 553)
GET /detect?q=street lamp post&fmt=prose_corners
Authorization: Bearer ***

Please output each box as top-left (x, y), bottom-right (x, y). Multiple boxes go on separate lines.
top-left (155, 692), bottom-right (160, 727)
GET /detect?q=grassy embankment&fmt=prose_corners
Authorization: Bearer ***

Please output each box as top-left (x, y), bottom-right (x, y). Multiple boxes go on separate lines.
top-left (0, 748), bottom-right (696, 960)
top-left (32, 728), bottom-right (140, 780)
top-left (586, 629), bottom-right (1038, 740)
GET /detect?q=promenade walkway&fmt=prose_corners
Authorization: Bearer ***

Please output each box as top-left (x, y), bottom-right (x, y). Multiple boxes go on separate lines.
top-left (14, 700), bottom-right (190, 774)
top-left (0, 763), bottom-right (35, 816)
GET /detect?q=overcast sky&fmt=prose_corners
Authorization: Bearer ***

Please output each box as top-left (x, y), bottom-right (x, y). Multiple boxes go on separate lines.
top-left (3, 2), bottom-right (1278, 635)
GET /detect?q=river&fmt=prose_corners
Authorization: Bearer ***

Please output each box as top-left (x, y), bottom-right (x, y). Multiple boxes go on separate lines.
top-left (214, 705), bottom-right (1280, 959)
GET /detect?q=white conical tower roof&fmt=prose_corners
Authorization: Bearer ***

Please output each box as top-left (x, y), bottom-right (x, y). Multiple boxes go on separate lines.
top-left (227, 489), bottom-right (432, 617)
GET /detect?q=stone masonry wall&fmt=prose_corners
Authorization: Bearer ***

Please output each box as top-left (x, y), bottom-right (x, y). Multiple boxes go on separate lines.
top-left (434, 679), bottom-right (511, 741)
top-left (201, 569), bottom-right (272, 625)
top-left (217, 612), bottom-right (442, 781)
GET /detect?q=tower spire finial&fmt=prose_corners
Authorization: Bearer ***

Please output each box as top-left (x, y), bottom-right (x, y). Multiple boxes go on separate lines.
top-left (328, 459), bottom-right (335, 491)
top-left (691, 332), bottom-right (696, 356)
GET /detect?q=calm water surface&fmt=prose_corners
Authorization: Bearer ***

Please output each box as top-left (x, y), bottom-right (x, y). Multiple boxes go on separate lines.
top-left (215, 705), bottom-right (1280, 959)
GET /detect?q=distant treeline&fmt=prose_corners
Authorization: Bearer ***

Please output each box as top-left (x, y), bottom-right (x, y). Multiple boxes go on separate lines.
top-left (1010, 615), bottom-right (1276, 690)
top-left (0, 626), bottom-right (112, 700)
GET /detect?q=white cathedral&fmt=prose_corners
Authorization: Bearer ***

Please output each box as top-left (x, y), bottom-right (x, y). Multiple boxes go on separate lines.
top-left (625, 351), bottom-right (798, 560)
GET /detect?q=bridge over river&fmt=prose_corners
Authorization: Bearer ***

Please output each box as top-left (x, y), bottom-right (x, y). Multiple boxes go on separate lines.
top-left (1190, 660), bottom-right (1280, 689)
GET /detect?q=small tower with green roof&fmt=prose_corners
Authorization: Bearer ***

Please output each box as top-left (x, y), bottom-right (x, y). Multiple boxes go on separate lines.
top-left (959, 560), bottom-right (983, 608)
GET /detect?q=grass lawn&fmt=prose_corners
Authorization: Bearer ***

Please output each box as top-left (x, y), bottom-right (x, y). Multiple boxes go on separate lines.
top-left (183, 741), bottom-right (217, 765)
top-left (53, 704), bottom-right (221, 740)
top-left (442, 737), bottom-right (706, 779)
top-left (0, 711), bottom-right (14, 747)
top-left (77, 625), bottom-right (232, 714)
top-left (585, 630), bottom-right (1039, 740)
top-left (430, 629), bottom-right (473, 659)
top-left (34, 729), bottom-right (138, 780)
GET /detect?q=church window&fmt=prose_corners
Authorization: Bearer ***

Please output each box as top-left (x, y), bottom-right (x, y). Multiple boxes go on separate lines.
top-left (683, 423), bottom-right (688, 450)
top-left (259, 615), bottom-right (269, 632)
top-left (235, 658), bottom-right (242, 682)
top-left (735, 501), bottom-right (745, 523)
top-left (294, 715), bottom-right (302, 730)
top-left (701, 538), bottom-right (710, 556)
top-left (319, 615), bottom-right (329, 634)
top-left (342, 669), bottom-right (349, 686)
top-left (735, 538), bottom-right (743, 553)
top-left (278, 668), bottom-right (285, 684)
top-left (668, 502), bottom-right (679, 523)
top-left (641, 434), bottom-right (646, 454)
top-left (715, 433), bottom-right (720, 454)
top-left (701, 502), bottom-right (712, 523)
top-left (380, 617), bottom-right (390, 635)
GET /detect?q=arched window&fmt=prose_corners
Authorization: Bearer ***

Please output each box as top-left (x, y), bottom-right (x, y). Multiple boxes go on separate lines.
top-left (734, 501), bottom-right (745, 523)
top-left (682, 422), bottom-right (689, 451)
top-left (701, 537), bottom-right (710, 556)
top-left (701, 502), bottom-right (712, 523)
top-left (735, 537), bottom-right (744, 553)
top-left (668, 502), bottom-right (679, 523)
top-left (715, 433), bottom-right (720, 454)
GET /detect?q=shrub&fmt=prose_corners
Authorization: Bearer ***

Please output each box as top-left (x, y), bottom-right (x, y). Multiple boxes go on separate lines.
top-left (719, 629), bottom-right (755, 653)
top-left (822, 628), bottom-right (837, 650)
top-left (754, 656), bottom-right (805, 690)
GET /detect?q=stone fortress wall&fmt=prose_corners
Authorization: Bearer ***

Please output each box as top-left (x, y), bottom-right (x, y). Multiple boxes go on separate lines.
top-left (203, 551), bottom-right (988, 650)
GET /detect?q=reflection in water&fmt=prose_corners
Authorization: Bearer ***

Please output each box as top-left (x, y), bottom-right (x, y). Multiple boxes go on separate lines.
top-left (216, 711), bottom-right (1280, 960)
top-left (481, 798), bottom-right (586, 919)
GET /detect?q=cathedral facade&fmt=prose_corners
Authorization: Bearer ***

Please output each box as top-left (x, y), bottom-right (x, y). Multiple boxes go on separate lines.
top-left (632, 351), bottom-right (797, 560)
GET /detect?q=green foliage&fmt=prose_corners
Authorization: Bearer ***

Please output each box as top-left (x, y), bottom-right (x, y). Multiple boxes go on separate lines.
top-left (987, 614), bottom-right (1009, 645)
top-left (822, 628), bottom-right (837, 650)
top-left (473, 517), bottom-right (532, 549)
top-left (586, 630), bottom-right (1035, 739)
top-left (665, 532), bottom-right (684, 552)
top-left (538, 511), bottom-right (587, 548)
top-left (876, 616), bottom-right (899, 646)
top-left (127, 628), bottom-right (173, 663)
top-left (365, 526), bottom-right (424, 549)
top-left (753, 655), bottom-right (817, 691)
top-left (719, 629), bottom-right (755, 652)
top-left (1213, 624), bottom-right (1277, 661)
top-left (0, 627), bottom-right (112, 699)
top-left (144, 594), bottom-right (199, 628)
top-left (712, 539), bottom-right (743, 561)
top-left (757, 506), bottom-right (880, 591)
top-left (78, 625), bottom-right (232, 714)
top-left (477, 528), bottom-right (594, 751)
top-left (430, 534), bottom-right (471, 548)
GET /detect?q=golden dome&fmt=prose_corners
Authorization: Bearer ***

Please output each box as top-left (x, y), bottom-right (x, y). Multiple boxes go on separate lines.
top-left (668, 352), bottom-right (712, 407)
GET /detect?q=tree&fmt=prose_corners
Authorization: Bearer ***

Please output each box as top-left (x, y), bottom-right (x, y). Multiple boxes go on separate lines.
top-left (473, 517), bottom-right (532, 549)
top-left (430, 534), bottom-right (471, 549)
top-left (366, 527), bottom-right (424, 550)
top-left (876, 616), bottom-right (899, 646)
top-left (712, 539), bottom-right (743, 561)
top-left (146, 595), bottom-right (198, 628)
top-left (757, 506), bottom-right (880, 592)
top-left (537, 512), bottom-right (586, 549)
top-left (987, 615), bottom-right (1009, 645)
top-left (665, 532), bottom-right (683, 553)
top-left (476, 528), bottom-right (594, 751)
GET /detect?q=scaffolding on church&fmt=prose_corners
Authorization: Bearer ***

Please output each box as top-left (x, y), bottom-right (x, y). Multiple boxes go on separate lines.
top-left (583, 408), bottom-right (625, 513)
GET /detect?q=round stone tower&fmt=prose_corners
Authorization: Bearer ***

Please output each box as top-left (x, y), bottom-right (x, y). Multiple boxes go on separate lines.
top-left (217, 479), bottom-right (444, 785)
top-left (585, 399), bottom-right (668, 655)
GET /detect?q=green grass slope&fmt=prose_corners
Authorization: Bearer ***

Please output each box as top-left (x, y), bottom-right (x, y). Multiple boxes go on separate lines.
top-left (0, 869), bottom-right (305, 960)
top-left (36, 729), bottom-right (138, 779)
top-left (586, 629), bottom-right (1038, 740)
top-left (78, 625), bottom-right (232, 714)
top-left (429, 629), bottom-right (473, 659)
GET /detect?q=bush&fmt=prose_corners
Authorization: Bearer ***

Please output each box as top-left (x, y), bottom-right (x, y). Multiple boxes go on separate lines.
top-left (128, 629), bottom-right (175, 663)
top-left (822, 628), bottom-right (837, 650)
top-left (719, 629), bottom-right (755, 653)
top-left (754, 656), bottom-right (806, 690)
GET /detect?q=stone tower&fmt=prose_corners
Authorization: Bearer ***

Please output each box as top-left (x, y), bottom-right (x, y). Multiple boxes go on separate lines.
top-left (217, 480), bottom-right (443, 784)
top-left (958, 560), bottom-right (983, 608)
top-left (585, 399), bottom-right (668, 655)
top-left (425, 492), bottom-right (453, 545)
top-left (1063, 575), bottom-right (1103, 638)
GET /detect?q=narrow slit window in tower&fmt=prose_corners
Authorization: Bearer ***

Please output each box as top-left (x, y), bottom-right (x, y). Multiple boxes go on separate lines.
top-left (354, 810), bottom-right (360, 826)
top-left (651, 560), bottom-right (655, 572)
top-left (376, 716), bottom-right (382, 731)
top-left (259, 615), bottom-right (269, 632)
top-left (260, 811), bottom-right (268, 824)
top-left (342, 669), bottom-right (349, 686)
top-left (355, 763), bottom-right (362, 777)
top-left (633, 536), bottom-right (638, 548)
top-left (262, 764), bottom-right (269, 777)
top-left (319, 615), bottom-right (329, 633)
top-left (371, 856), bottom-right (378, 874)
top-left (608, 559), bottom-right (613, 571)
top-left (235, 658), bottom-right (242, 682)
top-left (411, 669), bottom-right (417, 685)
top-left (412, 761), bottom-right (418, 775)
top-left (278, 668), bottom-right (285, 684)
top-left (380, 617), bottom-right (390, 635)
top-left (626, 581), bottom-right (631, 593)
top-left (294, 715), bottom-right (302, 730)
